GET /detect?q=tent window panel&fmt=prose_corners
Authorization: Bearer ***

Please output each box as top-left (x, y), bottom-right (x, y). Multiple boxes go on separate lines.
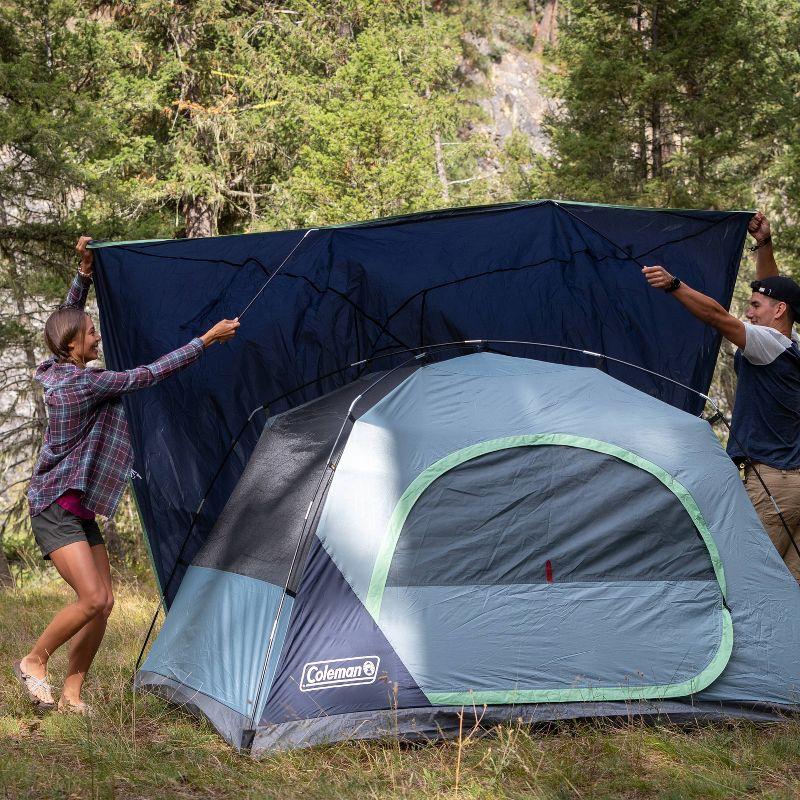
top-left (385, 445), bottom-right (715, 588)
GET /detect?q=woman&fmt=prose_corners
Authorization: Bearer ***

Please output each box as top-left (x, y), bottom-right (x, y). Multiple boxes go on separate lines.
top-left (14, 236), bottom-right (239, 714)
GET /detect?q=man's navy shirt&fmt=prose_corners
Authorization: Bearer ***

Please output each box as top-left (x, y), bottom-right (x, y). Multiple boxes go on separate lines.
top-left (727, 323), bottom-right (800, 469)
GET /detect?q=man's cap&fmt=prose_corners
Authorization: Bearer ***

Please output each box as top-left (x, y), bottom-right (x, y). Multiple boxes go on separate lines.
top-left (750, 276), bottom-right (800, 319)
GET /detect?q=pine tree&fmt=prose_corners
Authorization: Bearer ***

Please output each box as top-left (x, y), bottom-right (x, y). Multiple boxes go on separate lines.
top-left (84, 1), bottom-right (293, 238)
top-left (271, 20), bottom-right (464, 226)
top-left (543, 0), bottom-right (782, 209)
top-left (0, 0), bottom-right (112, 581)
top-left (265, 3), bottom-right (489, 226)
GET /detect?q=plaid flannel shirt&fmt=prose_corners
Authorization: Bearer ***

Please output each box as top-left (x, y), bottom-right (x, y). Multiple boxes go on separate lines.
top-left (28, 271), bottom-right (204, 518)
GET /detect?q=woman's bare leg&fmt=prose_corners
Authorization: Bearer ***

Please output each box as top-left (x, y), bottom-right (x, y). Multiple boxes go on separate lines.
top-left (20, 541), bottom-right (108, 681)
top-left (61, 544), bottom-right (113, 703)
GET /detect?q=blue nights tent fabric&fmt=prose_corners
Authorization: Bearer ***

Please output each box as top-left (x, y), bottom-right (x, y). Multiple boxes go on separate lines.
top-left (134, 353), bottom-right (800, 752)
top-left (91, 200), bottom-right (751, 606)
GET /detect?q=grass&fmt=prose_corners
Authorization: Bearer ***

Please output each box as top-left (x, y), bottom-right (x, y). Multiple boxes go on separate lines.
top-left (1, 575), bottom-right (799, 799)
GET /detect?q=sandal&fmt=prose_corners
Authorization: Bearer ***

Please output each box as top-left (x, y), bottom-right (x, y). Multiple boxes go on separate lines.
top-left (57, 696), bottom-right (94, 716)
top-left (13, 660), bottom-right (55, 709)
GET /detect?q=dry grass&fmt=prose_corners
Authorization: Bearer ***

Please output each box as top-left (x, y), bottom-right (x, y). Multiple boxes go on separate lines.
top-left (1, 575), bottom-right (799, 799)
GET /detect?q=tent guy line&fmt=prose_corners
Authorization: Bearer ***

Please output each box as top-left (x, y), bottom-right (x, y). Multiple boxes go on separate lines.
top-left (236, 228), bottom-right (317, 320)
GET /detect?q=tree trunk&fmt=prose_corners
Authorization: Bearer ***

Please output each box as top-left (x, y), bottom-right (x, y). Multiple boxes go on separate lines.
top-left (718, 342), bottom-right (738, 414)
top-left (0, 561), bottom-right (12, 588)
top-left (649, 2), bottom-right (663, 178)
top-left (0, 203), bottom-right (45, 435)
top-left (182, 195), bottom-right (215, 238)
top-left (634, 8), bottom-right (647, 187)
top-left (0, 200), bottom-right (37, 590)
top-left (171, 6), bottom-right (217, 239)
top-left (0, 539), bottom-right (13, 588)
top-left (424, 82), bottom-right (449, 202)
top-left (9, 270), bottom-right (46, 590)
top-left (0, 516), bottom-right (13, 588)
top-left (11, 286), bottom-right (47, 433)
top-left (534, 0), bottom-right (559, 55)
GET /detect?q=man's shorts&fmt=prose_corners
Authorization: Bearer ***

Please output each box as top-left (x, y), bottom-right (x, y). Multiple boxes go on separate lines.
top-left (30, 502), bottom-right (105, 560)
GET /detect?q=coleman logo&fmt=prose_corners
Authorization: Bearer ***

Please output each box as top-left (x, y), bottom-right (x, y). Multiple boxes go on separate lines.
top-left (300, 656), bottom-right (380, 692)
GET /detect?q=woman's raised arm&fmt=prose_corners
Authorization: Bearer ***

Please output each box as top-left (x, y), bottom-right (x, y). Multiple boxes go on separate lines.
top-left (63, 236), bottom-right (94, 309)
top-left (87, 318), bottom-right (239, 401)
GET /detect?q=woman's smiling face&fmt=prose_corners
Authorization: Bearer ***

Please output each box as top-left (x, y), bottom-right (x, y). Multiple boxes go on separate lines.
top-left (69, 314), bottom-right (101, 365)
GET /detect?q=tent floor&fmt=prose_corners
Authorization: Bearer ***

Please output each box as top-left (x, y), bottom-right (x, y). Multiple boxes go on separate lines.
top-left (251, 701), bottom-right (795, 754)
top-left (134, 671), bottom-right (795, 754)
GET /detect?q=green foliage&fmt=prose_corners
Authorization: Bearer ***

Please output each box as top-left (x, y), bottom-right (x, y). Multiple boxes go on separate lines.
top-left (272, 20), bottom-right (463, 226)
top-left (0, 0), bottom-right (522, 246)
top-left (543, 0), bottom-right (784, 209)
top-left (493, 130), bottom-right (548, 201)
top-left (0, 0), bottom-right (106, 291)
top-left (77, 1), bottom-right (491, 236)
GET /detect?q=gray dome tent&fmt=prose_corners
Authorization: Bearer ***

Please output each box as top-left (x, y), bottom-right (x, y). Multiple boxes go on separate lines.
top-left (136, 352), bottom-right (800, 753)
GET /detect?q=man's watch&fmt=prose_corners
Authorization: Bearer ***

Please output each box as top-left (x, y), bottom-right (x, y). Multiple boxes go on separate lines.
top-left (749, 235), bottom-right (772, 252)
top-left (664, 276), bottom-right (681, 293)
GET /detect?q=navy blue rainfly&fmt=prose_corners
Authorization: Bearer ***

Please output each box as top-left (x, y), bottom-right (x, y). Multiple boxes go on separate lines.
top-left (91, 200), bottom-right (750, 604)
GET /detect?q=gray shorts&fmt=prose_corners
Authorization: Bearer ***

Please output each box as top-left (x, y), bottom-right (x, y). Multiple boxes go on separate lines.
top-left (30, 502), bottom-right (104, 560)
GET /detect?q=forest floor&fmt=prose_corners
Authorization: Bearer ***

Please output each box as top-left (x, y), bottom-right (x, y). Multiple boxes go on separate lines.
top-left (1, 576), bottom-right (799, 799)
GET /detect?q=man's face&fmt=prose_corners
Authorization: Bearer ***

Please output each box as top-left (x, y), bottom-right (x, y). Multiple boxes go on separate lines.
top-left (746, 293), bottom-right (784, 327)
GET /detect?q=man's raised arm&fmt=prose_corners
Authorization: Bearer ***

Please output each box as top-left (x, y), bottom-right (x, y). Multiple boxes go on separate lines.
top-left (748, 211), bottom-right (778, 280)
top-left (642, 265), bottom-right (745, 349)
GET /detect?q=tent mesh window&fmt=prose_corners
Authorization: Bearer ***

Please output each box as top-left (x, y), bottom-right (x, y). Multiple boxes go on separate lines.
top-left (387, 445), bottom-right (716, 587)
top-left (367, 438), bottom-right (731, 704)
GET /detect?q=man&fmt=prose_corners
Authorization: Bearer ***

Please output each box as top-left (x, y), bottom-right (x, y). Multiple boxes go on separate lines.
top-left (643, 212), bottom-right (800, 582)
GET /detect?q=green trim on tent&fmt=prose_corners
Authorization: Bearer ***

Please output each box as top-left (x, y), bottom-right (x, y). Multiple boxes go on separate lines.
top-left (555, 200), bottom-right (754, 214)
top-left (425, 607), bottom-right (734, 706)
top-left (365, 434), bottom-right (727, 620)
top-left (364, 434), bottom-right (732, 704)
top-left (89, 237), bottom-right (172, 249)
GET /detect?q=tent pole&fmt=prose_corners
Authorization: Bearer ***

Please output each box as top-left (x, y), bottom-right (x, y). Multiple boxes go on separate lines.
top-left (245, 352), bottom-right (430, 733)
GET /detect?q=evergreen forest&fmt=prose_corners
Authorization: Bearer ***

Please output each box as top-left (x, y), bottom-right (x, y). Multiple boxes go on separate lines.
top-left (1, 0), bottom-right (799, 579)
